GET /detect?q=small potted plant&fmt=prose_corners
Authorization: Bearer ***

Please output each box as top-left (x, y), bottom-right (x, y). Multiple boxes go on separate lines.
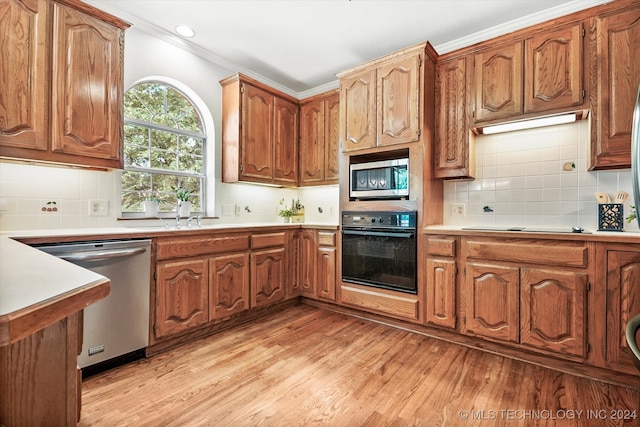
top-left (177, 188), bottom-right (192, 217)
top-left (143, 193), bottom-right (160, 218)
top-left (278, 198), bottom-right (293, 223)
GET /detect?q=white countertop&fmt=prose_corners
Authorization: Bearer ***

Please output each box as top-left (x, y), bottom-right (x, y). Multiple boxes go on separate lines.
top-left (0, 237), bottom-right (108, 316)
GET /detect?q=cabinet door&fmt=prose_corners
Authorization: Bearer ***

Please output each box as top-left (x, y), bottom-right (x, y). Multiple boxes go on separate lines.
top-left (464, 262), bottom-right (519, 342)
top-left (317, 246), bottom-right (336, 301)
top-left (241, 83), bottom-right (273, 180)
top-left (51, 3), bottom-right (123, 163)
top-left (524, 23), bottom-right (583, 114)
top-left (591, 6), bottom-right (640, 169)
top-left (324, 94), bottom-right (340, 181)
top-left (435, 56), bottom-right (474, 179)
top-left (300, 230), bottom-right (316, 296)
top-left (287, 230), bottom-right (301, 298)
top-left (606, 250), bottom-right (640, 372)
top-left (273, 96), bottom-right (298, 184)
top-left (0, 0), bottom-right (48, 151)
top-left (299, 100), bottom-right (325, 183)
top-left (251, 247), bottom-right (286, 308)
top-left (155, 259), bottom-right (209, 338)
top-left (377, 53), bottom-right (421, 146)
top-left (426, 258), bottom-right (457, 329)
top-left (474, 41), bottom-right (523, 122)
top-left (520, 268), bottom-right (587, 357)
top-left (340, 68), bottom-right (376, 151)
top-left (209, 253), bottom-right (249, 320)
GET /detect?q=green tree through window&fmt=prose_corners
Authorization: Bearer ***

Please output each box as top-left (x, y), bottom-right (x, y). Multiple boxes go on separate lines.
top-left (121, 82), bottom-right (206, 215)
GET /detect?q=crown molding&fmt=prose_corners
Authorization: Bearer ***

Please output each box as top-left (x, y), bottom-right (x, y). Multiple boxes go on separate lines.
top-left (433, 0), bottom-right (611, 54)
top-left (89, 0), bottom-right (611, 98)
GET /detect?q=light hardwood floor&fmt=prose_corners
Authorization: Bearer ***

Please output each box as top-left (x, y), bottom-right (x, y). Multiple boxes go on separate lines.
top-left (79, 304), bottom-right (639, 426)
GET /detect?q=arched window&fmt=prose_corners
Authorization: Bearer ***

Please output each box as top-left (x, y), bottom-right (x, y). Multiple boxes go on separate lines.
top-left (121, 81), bottom-right (206, 216)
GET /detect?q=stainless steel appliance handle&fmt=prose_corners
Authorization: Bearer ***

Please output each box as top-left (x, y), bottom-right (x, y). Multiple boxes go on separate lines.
top-left (342, 229), bottom-right (414, 238)
top-left (632, 84), bottom-right (640, 229)
top-left (58, 247), bottom-right (147, 262)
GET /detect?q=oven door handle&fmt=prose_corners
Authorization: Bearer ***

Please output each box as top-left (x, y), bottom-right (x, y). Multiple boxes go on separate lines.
top-left (342, 229), bottom-right (414, 239)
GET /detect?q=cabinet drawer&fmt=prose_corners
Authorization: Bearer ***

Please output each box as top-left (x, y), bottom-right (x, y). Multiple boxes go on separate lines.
top-left (251, 232), bottom-right (286, 249)
top-left (426, 237), bottom-right (456, 257)
top-left (157, 234), bottom-right (250, 260)
top-left (317, 231), bottom-right (336, 247)
top-left (340, 285), bottom-right (419, 322)
top-left (464, 239), bottom-right (587, 268)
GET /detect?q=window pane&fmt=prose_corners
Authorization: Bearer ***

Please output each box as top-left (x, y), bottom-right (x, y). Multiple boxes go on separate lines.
top-left (121, 170), bottom-right (151, 191)
top-left (122, 81), bottom-right (206, 215)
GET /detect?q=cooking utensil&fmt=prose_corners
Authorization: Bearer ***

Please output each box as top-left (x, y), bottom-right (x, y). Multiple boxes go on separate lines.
top-left (594, 192), bottom-right (610, 204)
top-left (614, 191), bottom-right (628, 203)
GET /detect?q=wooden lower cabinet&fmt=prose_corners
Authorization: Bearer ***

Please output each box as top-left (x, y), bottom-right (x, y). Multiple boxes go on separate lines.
top-left (210, 253), bottom-right (250, 320)
top-left (317, 246), bottom-right (336, 301)
top-left (520, 268), bottom-right (587, 357)
top-left (463, 262), bottom-right (520, 343)
top-left (300, 230), bottom-right (317, 297)
top-left (425, 258), bottom-right (457, 329)
top-left (604, 246), bottom-right (640, 373)
top-left (155, 258), bottom-right (209, 338)
top-left (251, 247), bottom-right (286, 308)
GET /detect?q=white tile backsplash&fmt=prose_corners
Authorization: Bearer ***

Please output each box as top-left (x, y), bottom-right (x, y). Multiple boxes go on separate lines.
top-left (443, 120), bottom-right (639, 232)
top-left (0, 161), bottom-right (340, 231)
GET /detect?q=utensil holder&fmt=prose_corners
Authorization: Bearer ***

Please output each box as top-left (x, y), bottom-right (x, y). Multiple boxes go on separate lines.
top-left (598, 203), bottom-right (624, 231)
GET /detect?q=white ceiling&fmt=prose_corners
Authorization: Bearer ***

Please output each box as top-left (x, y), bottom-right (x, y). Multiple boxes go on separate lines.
top-left (84, 0), bottom-right (608, 97)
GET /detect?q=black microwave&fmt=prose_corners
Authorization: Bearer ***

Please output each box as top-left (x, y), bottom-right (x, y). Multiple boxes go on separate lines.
top-left (349, 158), bottom-right (409, 199)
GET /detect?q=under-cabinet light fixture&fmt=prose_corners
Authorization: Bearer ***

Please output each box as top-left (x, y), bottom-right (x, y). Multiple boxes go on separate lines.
top-left (481, 113), bottom-right (577, 135)
top-left (175, 25), bottom-right (196, 38)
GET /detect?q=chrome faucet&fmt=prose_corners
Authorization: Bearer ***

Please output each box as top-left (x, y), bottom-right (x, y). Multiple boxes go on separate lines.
top-left (187, 215), bottom-right (202, 228)
top-left (175, 214), bottom-right (181, 229)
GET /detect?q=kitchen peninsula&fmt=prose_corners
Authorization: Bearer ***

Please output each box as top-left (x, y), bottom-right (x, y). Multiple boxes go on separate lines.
top-left (0, 237), bottom-right (110, 426)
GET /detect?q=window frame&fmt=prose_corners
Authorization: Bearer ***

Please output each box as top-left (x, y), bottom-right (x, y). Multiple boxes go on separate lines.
top-left (120, 79), bottom-right (210, 219)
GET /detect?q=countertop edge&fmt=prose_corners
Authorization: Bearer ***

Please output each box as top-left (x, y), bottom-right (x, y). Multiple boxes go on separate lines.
top-left (422, 226), bottom-right (640, 243)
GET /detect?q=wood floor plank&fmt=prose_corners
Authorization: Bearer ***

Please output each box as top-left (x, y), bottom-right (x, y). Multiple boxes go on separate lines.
top-left (79, 305), bottom-right (639, 426)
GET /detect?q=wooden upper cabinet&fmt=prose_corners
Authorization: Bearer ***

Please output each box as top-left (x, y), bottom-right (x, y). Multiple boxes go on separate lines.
top-left (340, 68), bottom-right (377, 152)
top-left (0, 0), bottom-right (48, 151)
top-left (299, 90), bottom-right (339, 185)
top-left (0, 0), bottom-right (128, 169)
top-left (221, 74), bottom-right (300, 186)
top-left (273, 96), bottom-right (298, 184)
top-left (51, 2), bottom-right (123, 162)
top-left (590, 4), bottom-right (640, 170)
top-left (242, 83), bottom-right (274, 180)
top-left (377, 53), bottom-right (421, 146)
top-left (300, 99), bottom-right (325, 183)
top-left (324, 94), bottom-right (340, 180)
top-left (474, 41), bottom-right (523, 122)
top-left (435, 56), bottom-right (475, 179)
top-left (524, 23), bottom-right (583, 114)
top-left (339, 46), bottom-right (424, 152)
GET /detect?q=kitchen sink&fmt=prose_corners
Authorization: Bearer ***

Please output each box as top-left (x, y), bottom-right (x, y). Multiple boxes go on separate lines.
top-left (461, 226), bottom-right (591, 234)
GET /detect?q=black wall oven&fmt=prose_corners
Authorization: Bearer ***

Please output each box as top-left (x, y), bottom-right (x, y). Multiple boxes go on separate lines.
top-left (341, 211), bottom-right (417, 294)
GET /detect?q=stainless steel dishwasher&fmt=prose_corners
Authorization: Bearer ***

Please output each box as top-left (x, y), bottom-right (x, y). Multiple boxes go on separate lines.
top-left (33, 239), bottom-right (151, 376)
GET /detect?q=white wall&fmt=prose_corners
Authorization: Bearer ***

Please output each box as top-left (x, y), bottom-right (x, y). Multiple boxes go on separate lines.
top-left (443, 120), bottom-right (638, 232)
top-left (0, 28), bottom-right (339, 231)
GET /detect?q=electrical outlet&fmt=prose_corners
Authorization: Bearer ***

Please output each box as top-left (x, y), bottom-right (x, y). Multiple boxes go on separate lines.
top-left (450, 203), bottom-right (466, 217)
top-left (89, 199), bottom-right (109, 216)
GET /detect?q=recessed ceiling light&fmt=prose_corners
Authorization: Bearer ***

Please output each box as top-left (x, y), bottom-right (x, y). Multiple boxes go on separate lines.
top-left (175, 25), bottom-right (195, 38)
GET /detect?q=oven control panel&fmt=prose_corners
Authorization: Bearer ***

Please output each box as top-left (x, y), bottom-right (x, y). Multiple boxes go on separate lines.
top-left (342, 211), bottom-right (416, 229)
